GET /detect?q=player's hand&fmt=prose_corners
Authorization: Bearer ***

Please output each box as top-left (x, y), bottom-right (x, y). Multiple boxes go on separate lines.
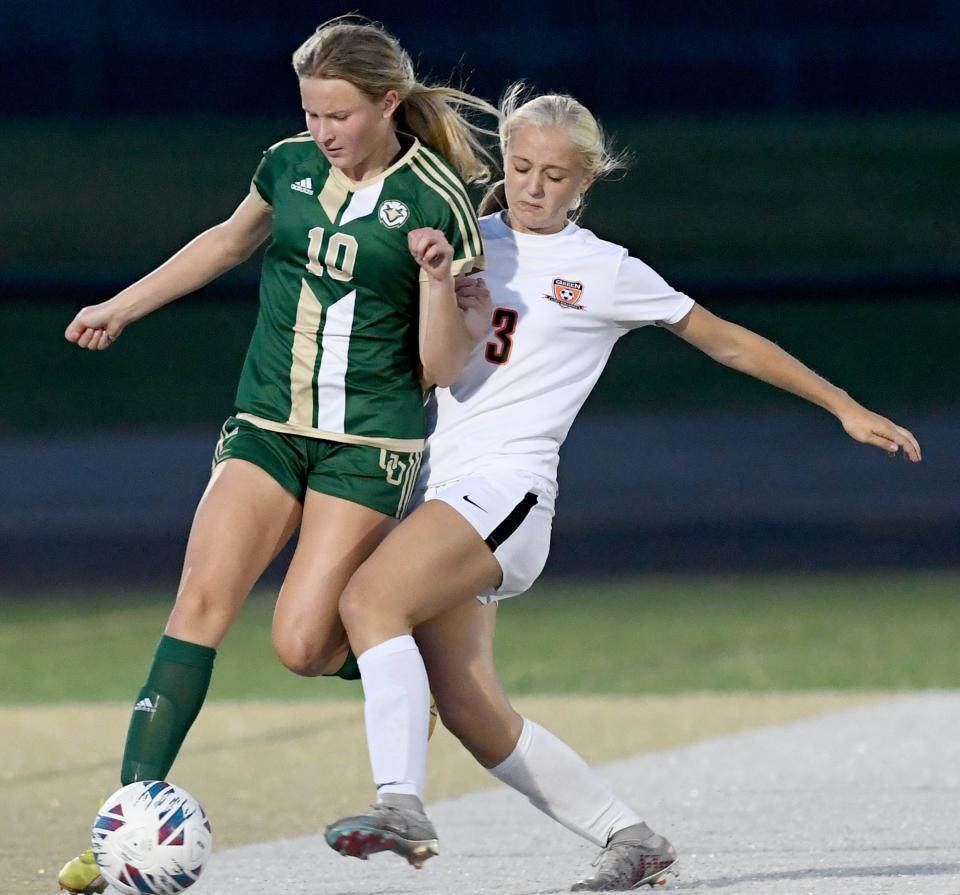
top-left (455, 276), bottom-right (493, 343)
top-left (64, 301), bottom-right (127, 351)
top-left (838, 404), bottom-right (922, 462)
top-left (409, 228), bottom-right (454, 281)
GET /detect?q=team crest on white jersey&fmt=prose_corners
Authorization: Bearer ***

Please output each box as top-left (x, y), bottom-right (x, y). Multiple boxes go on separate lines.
top-left (544, 277), bottom-right (586, 310)
top-left (378, 199), bottom-right (409, 229)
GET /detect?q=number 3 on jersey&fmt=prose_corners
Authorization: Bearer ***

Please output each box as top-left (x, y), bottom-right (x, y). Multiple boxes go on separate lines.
top-left (485, 307), bottom-right (519, 365)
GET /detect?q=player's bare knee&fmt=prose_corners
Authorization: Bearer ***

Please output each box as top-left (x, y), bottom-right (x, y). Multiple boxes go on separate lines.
top-left (436, 690), bottom-right (522, 766)
top-left (433, 693), bottom-right (471, 742)
top-left (274, 642), bottom-right (318, 676)
top-left (166, 580), bottom-right (235, 642)
top-left (434, 690), bottom-right (487, 743)
top-left (272, 630), bottom-right (338, 677)
top-left (339, 572), bottom-right (402, 634)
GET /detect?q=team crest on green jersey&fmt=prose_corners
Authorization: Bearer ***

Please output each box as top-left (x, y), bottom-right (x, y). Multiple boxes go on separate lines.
top-left (379, 199), bottom-right (409, 229)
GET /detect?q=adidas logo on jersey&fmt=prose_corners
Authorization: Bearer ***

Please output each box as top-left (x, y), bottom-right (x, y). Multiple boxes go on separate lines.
top-left (134, 697), bottom-right (157, 714)
top-left (291, 177), bottom-right (314, 195)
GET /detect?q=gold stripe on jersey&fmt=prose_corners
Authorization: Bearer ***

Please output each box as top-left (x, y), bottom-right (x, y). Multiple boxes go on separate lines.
top-left (318, 169), bottom-right (350, 224)
top-left (410, 158), bottom-right (478, 255)
top-left (266, 132), bottom-right (315, 152)
top-left (237, 413), bottom-right (425, 453)
top-left (287, 278), bottom-right (323, 429)
top-left (248, 181), bottom-right (272, 210)
top-left (415, 146), bottom-right (484, 258)
top-left (417, 254), bottom-right (485, 282)
top-left (408, 154), bottom-right (481, 265)
top-left (325, 137), bottom-right (423, 191)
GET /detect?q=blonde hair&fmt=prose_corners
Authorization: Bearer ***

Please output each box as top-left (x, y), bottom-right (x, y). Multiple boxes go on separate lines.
top-left (292, 16), bottom-right (496, 184)
top-left (479, 83), bottom-right (628, 217)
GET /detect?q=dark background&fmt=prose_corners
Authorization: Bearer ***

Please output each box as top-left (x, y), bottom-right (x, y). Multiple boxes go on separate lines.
top-left (6, 1), bottom-right (960, 117)
top-left (2, 2), bottom-right (958, 586)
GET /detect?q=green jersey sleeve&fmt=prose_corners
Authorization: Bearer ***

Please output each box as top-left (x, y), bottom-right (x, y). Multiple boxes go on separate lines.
top-left (251, 150), bottom-right (276, 206)
top-left (408, 145), bottom-right (485, 281)
top-left (251, 134), bottom-right (313, 206)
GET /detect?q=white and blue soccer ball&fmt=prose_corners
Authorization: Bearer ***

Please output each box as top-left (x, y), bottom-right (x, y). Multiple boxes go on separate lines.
top-left (91, 781), bottom-right (213, 895)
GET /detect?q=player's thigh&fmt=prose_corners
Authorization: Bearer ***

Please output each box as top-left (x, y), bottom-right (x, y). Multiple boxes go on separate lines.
top-left (418, 473), bottom-right (554, 605)
top-left (339, 499), bottom-right (503, 650)
top-left (416, 599), bottom-right (523, 767)
top-left (167, 457), bottom-right (301, 645)
top-left (272, 488), bottom-right (398, 674)
top-left (273, 438), bottom-right (424, 670)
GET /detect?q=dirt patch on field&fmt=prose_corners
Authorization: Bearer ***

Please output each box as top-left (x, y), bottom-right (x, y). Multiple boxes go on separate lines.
top-left (3, 692), bottom-right (880, 894)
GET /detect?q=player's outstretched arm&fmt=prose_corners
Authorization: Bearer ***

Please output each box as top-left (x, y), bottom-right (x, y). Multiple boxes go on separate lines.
top-left (65, 194), bottom-right (272, 351)
top-left (664, 303), bottom-right (922, 461)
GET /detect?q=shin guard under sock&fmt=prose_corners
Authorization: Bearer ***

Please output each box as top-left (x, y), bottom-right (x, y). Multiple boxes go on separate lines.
top-left (120, 634), bottom-right (216, 784)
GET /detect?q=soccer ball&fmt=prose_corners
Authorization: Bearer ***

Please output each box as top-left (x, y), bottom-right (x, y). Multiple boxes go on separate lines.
top-left (91, 781), bottom-right (212, 895)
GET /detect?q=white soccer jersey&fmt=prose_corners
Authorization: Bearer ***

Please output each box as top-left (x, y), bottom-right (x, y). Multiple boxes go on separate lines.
top-left (421, 212), bottom-right (695, 492)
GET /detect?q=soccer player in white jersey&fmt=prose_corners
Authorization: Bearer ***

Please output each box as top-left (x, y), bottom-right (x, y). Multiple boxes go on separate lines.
top-left (323, 86), bottom-right (922, 890)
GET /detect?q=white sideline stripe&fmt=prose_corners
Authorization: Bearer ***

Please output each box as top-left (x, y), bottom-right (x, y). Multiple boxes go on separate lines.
top-left (199, 693), bottom-right (960, 895)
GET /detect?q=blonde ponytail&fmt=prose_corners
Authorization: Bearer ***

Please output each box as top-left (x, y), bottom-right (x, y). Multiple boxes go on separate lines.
top-left (293, 16), bottom-right (496, 184)
top-left (398, 85), bottom-right (497, 184)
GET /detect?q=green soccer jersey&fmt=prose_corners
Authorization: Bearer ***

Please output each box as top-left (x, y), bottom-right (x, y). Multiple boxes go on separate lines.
top-left (236, 133), bottom-right (484, 451)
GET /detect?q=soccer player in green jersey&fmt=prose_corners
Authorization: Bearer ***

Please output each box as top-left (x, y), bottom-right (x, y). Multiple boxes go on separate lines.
top-left (57, 17), bottom-right (494, 894)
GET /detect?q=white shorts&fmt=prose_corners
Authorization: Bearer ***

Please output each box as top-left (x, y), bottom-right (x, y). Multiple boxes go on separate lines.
top-left (408, 471), bottom-right (555, 602)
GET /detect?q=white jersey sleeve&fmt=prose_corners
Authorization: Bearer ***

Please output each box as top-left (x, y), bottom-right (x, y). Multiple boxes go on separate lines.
top-left (612, 253), bottom-right (695, 331)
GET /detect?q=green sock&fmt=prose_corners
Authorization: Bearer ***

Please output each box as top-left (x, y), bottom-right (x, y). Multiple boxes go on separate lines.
top-left (120, 635), bottom-right (216, 785)
top-left (327, 648), bottom-right (360, 681)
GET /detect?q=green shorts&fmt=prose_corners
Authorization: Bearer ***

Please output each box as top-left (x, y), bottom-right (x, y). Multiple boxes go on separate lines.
top-left (211, 416), bottom-right (422, 518)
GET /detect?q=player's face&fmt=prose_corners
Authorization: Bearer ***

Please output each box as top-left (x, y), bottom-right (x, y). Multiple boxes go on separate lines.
top-left (503, 126), bottom-right (592, 235)
top-left (300, 77), bottom-right (400, 181)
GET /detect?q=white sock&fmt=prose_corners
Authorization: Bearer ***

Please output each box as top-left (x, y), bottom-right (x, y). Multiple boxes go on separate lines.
top-left (489, 717), bottom-right (642, 847)
top-left (357, 635), bottom-right (430, 800)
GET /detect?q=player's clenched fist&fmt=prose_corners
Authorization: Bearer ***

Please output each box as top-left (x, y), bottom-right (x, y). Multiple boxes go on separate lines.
top-left (455, 276), bottom-right (493, 343)
top-left (408, 228), bottom-right (453, 281)
top-left (64, 301), bottom-right (127, 351)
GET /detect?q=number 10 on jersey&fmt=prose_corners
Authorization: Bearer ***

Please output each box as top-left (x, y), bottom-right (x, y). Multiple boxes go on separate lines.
top-left (306, 227), bottom-right (358, 282)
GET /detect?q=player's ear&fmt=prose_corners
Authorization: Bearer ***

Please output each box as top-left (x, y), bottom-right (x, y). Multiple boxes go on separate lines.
top-left (382, 89), bottom-right (401, 120)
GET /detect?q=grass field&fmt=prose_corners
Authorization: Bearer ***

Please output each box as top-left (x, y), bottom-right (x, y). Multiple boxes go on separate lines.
top-left (4, 572), bottom-right (956, 892)
top-left (4, 572), bottom-right (959, 703)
